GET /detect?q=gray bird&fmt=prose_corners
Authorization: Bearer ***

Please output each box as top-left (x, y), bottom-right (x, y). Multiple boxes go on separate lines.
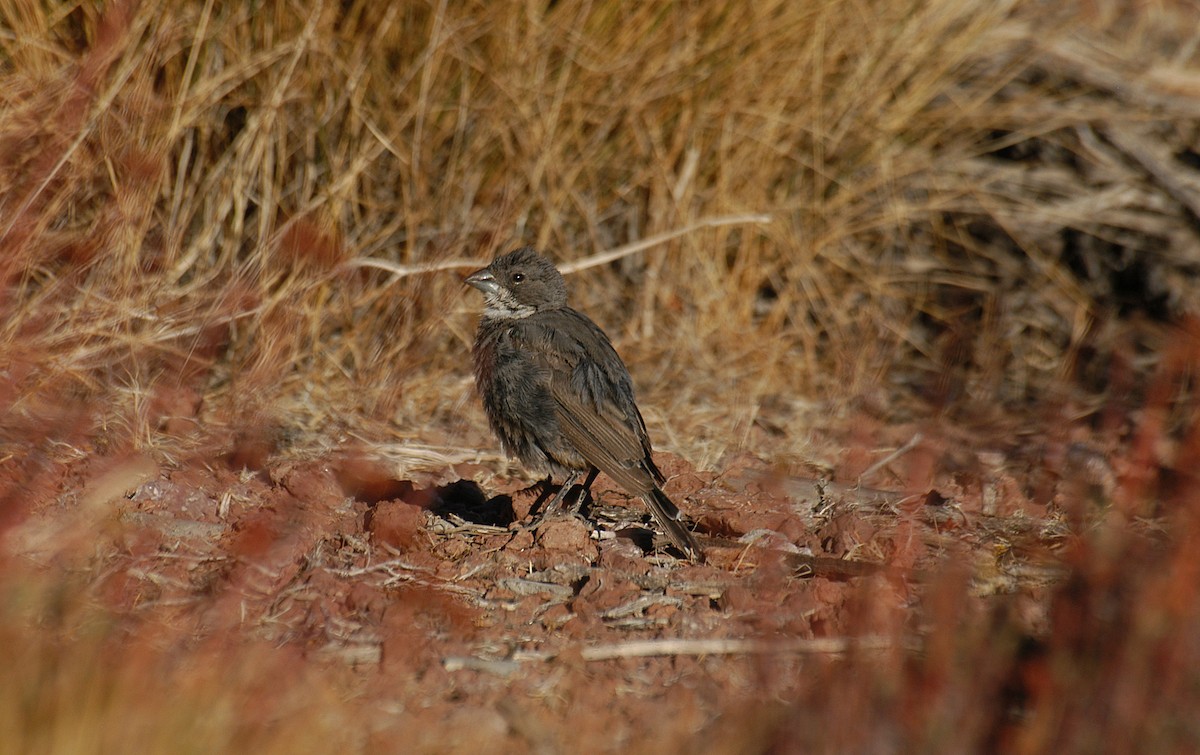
top-left (466, 247), bottom-right (703, 562)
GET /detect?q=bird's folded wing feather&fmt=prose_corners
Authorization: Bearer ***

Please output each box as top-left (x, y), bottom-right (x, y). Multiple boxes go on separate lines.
top-left (548, 374), bottom-right (651, 493)
top-left (512, 311), bottom-right (660, 493)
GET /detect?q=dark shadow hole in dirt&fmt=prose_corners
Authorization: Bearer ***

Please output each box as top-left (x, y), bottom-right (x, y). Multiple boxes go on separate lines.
top-left (614, 525), bottom-right (698, 561)
top-left (342, 473), bottom-right (515, 527)
top-left (430, 480), bottom-right (516, 527)
top-left (613, 526), bottom-right (655, 553)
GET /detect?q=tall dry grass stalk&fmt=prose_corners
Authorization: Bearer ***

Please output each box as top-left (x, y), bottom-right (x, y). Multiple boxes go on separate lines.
top-left (3, 0), bottom-right (1195, 466)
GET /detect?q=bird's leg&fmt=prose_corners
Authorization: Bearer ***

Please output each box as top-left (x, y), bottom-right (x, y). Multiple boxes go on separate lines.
top-left (544, 471), bottom-right (582, 517)
top-left (525, 475), bottom-right (556, 517)
top-left (567, 468), bottom-right (601, 517)
top-left (524, 471), bottom-right (581, 529)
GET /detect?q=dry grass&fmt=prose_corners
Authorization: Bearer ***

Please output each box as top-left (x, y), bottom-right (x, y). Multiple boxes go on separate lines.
top-left (3, 0), bottom-right (1196, 461)
top-left (0, 584), bottom-right (363, 753)
top-left (4, 0), bottom-right (1200, 751)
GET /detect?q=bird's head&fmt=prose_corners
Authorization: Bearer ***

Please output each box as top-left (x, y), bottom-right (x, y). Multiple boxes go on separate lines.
top-left (466, 246), bottom-right (569, 319)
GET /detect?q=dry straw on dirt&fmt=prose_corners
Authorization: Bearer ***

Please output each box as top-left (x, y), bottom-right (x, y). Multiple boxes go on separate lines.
top-left (4, 0), bottom-right (1200, 752)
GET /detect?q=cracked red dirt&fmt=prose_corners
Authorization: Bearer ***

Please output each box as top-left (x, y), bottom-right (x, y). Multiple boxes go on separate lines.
top-left (2, 419), bottom-right (1101, 751)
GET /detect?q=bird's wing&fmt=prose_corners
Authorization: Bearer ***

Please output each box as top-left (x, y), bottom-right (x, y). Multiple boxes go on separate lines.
top-left (551, 379), bottom-right (650, 492)
top-left (517, 311), bottom-right (660, 493)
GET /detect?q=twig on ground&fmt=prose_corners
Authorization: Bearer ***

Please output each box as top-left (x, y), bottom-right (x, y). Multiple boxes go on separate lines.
top-left (444, 635), bottom-right (911, 672)
top-left (858, 433), bottom-right (923, 486)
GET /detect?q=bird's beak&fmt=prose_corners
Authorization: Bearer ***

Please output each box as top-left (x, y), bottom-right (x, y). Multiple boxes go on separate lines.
top-left (465, 268), bottom-right (499, 295)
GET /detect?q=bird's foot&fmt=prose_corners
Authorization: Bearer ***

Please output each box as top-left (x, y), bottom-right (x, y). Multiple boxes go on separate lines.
top-left (521, 479), bottom-right (590, 531)
top-left (516, 476), bottom-right (554, 498)
top-left (565, 484), bottom-right (592, 518)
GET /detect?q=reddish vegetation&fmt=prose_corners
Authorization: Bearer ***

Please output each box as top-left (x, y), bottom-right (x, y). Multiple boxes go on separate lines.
top-left (5, 370), bottom-right (1200, 751)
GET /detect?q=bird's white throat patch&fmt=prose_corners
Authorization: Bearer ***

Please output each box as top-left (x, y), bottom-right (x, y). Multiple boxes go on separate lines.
top-left (482, 288), bottom-right (536, 319)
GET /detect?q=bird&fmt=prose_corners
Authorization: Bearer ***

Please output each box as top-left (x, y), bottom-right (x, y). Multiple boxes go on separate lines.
top-left (465, 246), bottom-right (703, 562)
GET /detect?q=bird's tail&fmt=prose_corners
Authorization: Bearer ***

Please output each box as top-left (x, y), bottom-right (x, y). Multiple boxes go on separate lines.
top-left (644, 487), bottom-right (704, 563)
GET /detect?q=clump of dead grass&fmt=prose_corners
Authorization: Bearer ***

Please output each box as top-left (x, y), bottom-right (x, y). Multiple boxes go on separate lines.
top-left (0, 566), bottom-right (366, 754)
top-left (2, 0), bottom-right (1198, 465)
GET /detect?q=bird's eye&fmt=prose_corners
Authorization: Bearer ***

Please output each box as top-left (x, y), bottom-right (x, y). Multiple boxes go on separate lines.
top-left (511, 272), bottom-right (524, 283)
